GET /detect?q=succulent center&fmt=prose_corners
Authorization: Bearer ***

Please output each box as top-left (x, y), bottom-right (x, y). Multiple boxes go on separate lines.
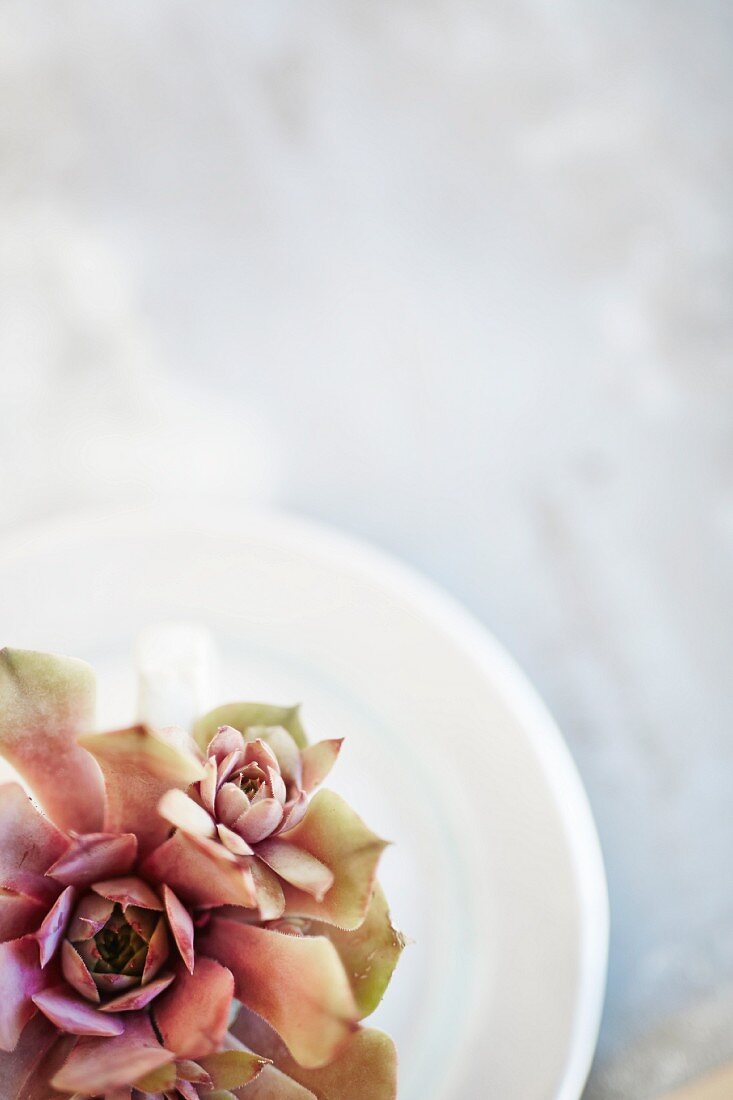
top-left (65, 889), bottom-right (174, 1003)
top-left (92, 905), bottom-right (148, 975)
top-left (239, 772), bottom-right (263, 799)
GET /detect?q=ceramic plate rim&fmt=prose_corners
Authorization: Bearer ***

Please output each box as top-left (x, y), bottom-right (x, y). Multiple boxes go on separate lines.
top-left (0, 504), bottom-right (609, 1098)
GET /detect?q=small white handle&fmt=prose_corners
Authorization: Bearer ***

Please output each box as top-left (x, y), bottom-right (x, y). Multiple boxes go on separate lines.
top-left (135, 623), bottom-right (218, 732)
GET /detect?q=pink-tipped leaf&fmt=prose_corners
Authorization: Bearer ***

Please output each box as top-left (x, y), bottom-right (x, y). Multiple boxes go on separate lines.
top-left (162, 885), bottom-right (195, 974)
top-left (78, 725), bottom-right (203, 857)
top-left (32, 986), bottom-right (123, 1037)
top-left (36, 885), bottom-right (76, 968)
top-left (51, 1014), bottom-right (175, 1094)
top-left (153, 957), bottom-right (234, 1060)
top-left (201, 917), bottom-right (359, 1069)
top-left (48, 833), bottom-right (137, 887)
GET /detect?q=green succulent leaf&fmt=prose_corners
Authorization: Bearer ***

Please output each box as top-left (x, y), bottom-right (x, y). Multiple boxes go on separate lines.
top-left (193, 702), bottom-right (308, 752)
top-left (309, 883), bottom-right (406, 1019)
top-left (134, 1062), bottom-right (178, 1091)
top-left (197, 1049), bottom-right (270, 1089)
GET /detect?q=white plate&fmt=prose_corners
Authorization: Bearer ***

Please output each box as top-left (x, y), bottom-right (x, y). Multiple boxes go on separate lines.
top-left (0, 507), bottom-right (608, 1099)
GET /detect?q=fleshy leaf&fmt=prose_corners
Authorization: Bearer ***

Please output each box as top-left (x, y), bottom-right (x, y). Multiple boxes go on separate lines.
top-left (200, 757), bottom-right (218, 814)
top-left (251, 859), bottom-right (286, 921)
top-left (224, 1031), bottom-right (317, 1100)
top-left (234, 1009), bottom-right (397, 1100)
top-left (201, 917), bottom-right (358, 1069)
top-left (48, 833), bottom-right (138, 888)
top-left (176, 1058), bottom-right (214, 1085)
top-left (279, 791), bottom-right (388, 930)
top-left (120, 904), bottom-right (157, 942)
top-left (0, 934), bottom-right (50, 1051)
top-left (190, 833), bottom-right (243, 865)
top-left (267, 766), bottom-right (287, 805)
top-left (141, 832), bottom-right (257, 909)
top-left (78, 725), bottom-right (204, 857)
top-left (218, 823), bottom-right (254, 856)
top-left (232, 1070), bottom-right (316, 1099)
top-left (251, 726), bottom-right (302, 787)
top-left (272, 1029), bottom-right (398, 1100)
top-left (163, 885), bottom-right (195, 973)
top-left (0, 782), bottom-right (70, 881)
top-left (158, 789), bottom-right (215, 838)
top-left (1, 870), bottom-right (59, 907)
top-left (179, 1080), bottom-right (205, 1100)
top-left (67, 894), bottom-right (114, 941)
top-left (0, 893), bottom-right (46, 945)
top-left (194, 703), bottom-right (307, 753)
top-left (309, 884), bottom-right (406, 1019)
top-left (141, 916), bottom-right (170, 982)
top-left (197, 1048), bottom-right (269, 1089)
top-left (300, 740), bottom-right (343, 794)
top-left (218, 749), bottom-right (245, 789)
top-left (154, 958), bottom-right (234, 1060)
top-left (36, 885), bottom-right (76, 967)
top-left (32, 986), bottom-right (123, 1037)
top-left (100, 973), bottom-right (175, 1012)
top-left (255, 840), bottom-right (334, 901)
top-left (134, 1060), bottom-right (178, 1091)
top-left (61, 940), bottom-right (100, 1003)
top-left (0, 649), bottom-right (104, 833)
top-left (275, 791), bottom-right (309, 836)
top-left (207, 725), bottom-right (245, 762)
top-left (91, 972), bottom-right (138, 995)
top-left (51, 1015), bottom-right (174, 1094)
top-left (92, 876), bottom-right (163, 911)
top-left (216, 782), bottom-right (250, 827)
top-left (235, 799), bottom-right (283, 844)
top-left (243, 739), bottom-right (280, 776)
top-left (0, 1012), bottom-right (62, 1099)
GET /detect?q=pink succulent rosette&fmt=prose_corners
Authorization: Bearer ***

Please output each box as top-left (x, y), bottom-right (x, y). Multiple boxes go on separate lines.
top-left (0, 649), bottom-right (403, 1099)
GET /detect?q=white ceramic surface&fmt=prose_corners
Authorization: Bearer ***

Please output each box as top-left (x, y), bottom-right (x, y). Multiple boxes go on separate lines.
top-left (0, 508), bottom-right (608, 1099)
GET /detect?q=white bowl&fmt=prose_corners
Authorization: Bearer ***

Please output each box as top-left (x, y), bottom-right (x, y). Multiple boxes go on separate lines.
top-left (0, 507), bottom-right (608, 1099)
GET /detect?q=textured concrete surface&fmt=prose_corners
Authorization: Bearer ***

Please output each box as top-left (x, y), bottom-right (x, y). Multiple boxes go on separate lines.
top-left (0, 3), bottom-right (731, 1095)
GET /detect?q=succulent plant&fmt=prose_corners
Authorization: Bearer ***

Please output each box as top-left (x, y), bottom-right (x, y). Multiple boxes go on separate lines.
top-left (0, 648), bottom-right (404, 1099)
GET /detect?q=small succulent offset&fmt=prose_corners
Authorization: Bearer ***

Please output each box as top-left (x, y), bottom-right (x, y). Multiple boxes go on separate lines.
top-left (0, 649), bottom-right (404, 1099)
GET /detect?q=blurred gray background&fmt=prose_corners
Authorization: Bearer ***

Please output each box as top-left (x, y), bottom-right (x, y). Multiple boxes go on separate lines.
top-left (1, 3), bottom-right (732, 1096)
